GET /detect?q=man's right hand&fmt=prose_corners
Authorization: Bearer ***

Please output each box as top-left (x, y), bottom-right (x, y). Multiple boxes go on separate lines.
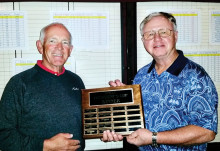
top-left (108, 79), bottom-right (125, 87)
top-left (43, 133), bottom-right (80, 151)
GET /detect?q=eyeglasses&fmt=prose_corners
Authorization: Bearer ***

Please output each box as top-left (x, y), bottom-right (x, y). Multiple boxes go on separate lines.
top-left (142, 29), bottom-right (173, 40)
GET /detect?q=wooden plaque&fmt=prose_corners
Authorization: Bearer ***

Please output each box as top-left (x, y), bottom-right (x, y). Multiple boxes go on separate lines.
top-left (81, 84), bottom-right (144, 139)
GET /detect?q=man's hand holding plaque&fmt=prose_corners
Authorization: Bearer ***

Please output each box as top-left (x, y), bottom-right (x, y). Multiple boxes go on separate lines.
top-left (81, 80), bottom-right (144, 139)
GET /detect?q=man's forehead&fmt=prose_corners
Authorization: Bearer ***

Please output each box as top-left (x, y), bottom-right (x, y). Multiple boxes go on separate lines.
top-left (145, 16), bottom-right (172, 29)
top-left (45, 27), bottom-right (70, 37)
top-left (46, 24), bottom-right (67, 32)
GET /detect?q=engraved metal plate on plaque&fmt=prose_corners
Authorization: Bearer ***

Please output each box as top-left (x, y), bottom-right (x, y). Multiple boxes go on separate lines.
top-left (81, 84), bottom-right (144, 139)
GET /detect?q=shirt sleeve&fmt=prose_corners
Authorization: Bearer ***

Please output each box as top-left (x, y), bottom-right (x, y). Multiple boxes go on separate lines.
top-left (186, 72), bottom-right (218, 134)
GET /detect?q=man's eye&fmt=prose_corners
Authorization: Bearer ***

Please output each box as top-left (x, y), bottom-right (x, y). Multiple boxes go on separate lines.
top-left (62, 41), bottom-right (70, 45)
top-left (149, 32), bottom-right (154, 36)
top-left (49, 39), bottom-right (56, 43)
top-left (159, 30), bottom-right (167, 35)
top-left (147, 32), bottom-right (155, 38)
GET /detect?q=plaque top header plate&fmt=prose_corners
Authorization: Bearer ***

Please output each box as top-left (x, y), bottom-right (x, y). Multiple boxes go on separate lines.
top-left (82, 84), bottom-right (142, 108)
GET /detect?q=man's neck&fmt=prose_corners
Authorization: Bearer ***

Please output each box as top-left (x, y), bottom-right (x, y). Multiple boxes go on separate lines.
top-left (37, 60), bottom-right (65, 76)
top-left (155, 51), bottom-right (179, 75)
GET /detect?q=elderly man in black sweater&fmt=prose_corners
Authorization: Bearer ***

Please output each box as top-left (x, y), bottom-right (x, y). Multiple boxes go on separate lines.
top-left (0, 23), bottom-right (85, 151)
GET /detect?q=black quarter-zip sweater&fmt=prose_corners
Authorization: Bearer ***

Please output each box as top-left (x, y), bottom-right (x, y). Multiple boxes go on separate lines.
top-left (0, 64), bottom-right (85, 151)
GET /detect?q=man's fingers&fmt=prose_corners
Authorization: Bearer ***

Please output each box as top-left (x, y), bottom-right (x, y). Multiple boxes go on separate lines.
top-left (109, 79), bottom-right (125, 87)
top-left (109, 81), bottom-right (117, 87)
top-left (69, 139), bottom-right (80, 146)
top-left (61, 133), bottom-right (80, 146)
top-left (65, 144), bottom-right (80, 150)
top-left (106, 130), bottom-right (114, 141)
top-left (58, 133), bottom-right (73, 139)
top-left (112, 131), bottom-right (123, 141)
top-left (127, 131), bottom-right (138, 139)
top-left (115, 79), bottom-right (125, 86)
top-left (102, 130), bottom-right (124, 143)
top-left (102, 130), bottom-right (110, 142)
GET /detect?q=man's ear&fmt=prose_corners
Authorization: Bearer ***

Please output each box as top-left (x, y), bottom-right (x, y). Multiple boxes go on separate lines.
top-left (36, 40), bottom-right (43, 54)
top-left (174, 31), bottom-right (178, 43)
top-left (69, 45), bottom-right (73, 57)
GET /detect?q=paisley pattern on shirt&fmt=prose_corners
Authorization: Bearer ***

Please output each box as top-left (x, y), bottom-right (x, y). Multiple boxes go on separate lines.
top-left (133, 60), bottom-right (218, 151)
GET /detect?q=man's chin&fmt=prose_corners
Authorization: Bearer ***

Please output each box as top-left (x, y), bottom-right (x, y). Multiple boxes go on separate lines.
top-left (53, 60), bottom-right (66, 66)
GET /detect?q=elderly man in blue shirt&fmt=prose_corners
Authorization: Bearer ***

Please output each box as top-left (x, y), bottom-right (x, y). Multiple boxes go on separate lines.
top-left (102, 12), bottom-right (218, 151)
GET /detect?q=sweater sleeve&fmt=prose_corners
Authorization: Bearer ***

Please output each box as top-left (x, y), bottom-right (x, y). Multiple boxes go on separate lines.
top-left (0, 77), bottom-right (44, 151)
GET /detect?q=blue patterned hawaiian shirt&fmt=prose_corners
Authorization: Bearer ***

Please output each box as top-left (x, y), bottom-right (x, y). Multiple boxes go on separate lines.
top-left (133, 50), bottom-right (218, 151)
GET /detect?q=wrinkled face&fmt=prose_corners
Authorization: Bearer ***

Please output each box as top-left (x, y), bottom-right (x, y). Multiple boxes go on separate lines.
top-left (141, 16), bottom-right (178, 60)
top-left (37, 24), bottom-right (73, 71)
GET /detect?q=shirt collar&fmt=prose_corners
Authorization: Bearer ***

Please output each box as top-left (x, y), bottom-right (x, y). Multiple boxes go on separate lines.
top-left (147, 50), bottom-right (188, 76)
top-left (37, 60), bottom-right (65, 76)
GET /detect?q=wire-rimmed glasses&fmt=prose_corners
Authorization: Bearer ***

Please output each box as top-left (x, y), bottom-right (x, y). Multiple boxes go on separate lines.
top-left (142, 29), bottom-right (173, 40)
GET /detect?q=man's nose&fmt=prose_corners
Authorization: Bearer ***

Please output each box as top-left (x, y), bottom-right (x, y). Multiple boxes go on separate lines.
top-left (153, 32), bottom-right (162, 40)
top-left (56, 42), bottom-right (63, 50)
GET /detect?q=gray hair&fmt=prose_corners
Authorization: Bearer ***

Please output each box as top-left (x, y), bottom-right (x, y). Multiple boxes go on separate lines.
top-left (39, 22), bottom-right (72, 45)
top-left (140, 12), bottom-right (177, 35)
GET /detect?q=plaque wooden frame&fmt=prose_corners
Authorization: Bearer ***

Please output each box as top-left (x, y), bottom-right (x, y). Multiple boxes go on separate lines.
top-left (81, 84), bottom-right (144, 139)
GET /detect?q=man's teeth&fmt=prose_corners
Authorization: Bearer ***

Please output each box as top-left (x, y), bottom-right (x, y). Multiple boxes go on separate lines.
top-left (155, 45), bottom-right (162, 48)
top-left (53, 54), bottom-right (62, 56)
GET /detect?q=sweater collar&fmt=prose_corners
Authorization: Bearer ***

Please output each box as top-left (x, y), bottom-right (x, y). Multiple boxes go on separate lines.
top-left (37, 60), bottom-right (65, 76)
top-left (148, 50), bottom-right (188, 76)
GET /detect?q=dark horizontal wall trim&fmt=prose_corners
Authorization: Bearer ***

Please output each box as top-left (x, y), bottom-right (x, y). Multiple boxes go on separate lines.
top-left (1, 0), bottom-right (220, 3)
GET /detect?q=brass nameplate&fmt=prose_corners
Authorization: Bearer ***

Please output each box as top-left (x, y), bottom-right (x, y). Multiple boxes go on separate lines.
top-left (81, 84), bottom-right (144, 139)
